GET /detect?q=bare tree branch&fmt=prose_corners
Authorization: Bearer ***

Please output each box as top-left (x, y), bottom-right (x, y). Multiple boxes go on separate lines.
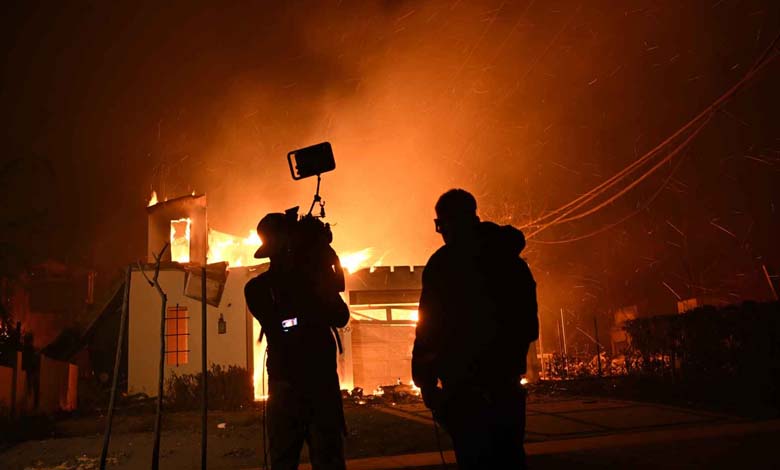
top-left (136, 261), bottom-right (153, 286)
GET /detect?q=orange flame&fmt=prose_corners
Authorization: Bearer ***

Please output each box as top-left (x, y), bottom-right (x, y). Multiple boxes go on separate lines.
top-left (252, 318), bottom-right (269, 401)
top-left (170, 218), bottom-right (191, 263)
top-left (340, 248), bottom-right (374, 274)
top-left (148, 191), bottom-right (159, 207)
top-left (204, 227), bottom-right (375, 274)
top-left (208, 229), bottom-right (263, 267)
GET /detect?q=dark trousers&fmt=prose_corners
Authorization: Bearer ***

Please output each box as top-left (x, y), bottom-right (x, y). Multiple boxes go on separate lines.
top-left (440, 384), bottom-right (527, 470)
top-left (266, 379), bottom-right (346, 470)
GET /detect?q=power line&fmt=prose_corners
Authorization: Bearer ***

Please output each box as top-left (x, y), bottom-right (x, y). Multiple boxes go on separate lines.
top-left (526, 115), bottom-right (710, 241)
top-left (530, 119), bottom-right (703, 245)
top-left (522, 39), bottom-right (779, 243)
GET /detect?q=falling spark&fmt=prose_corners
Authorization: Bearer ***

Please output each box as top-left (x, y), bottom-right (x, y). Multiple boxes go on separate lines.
top-left (662, 281), bottom-right (682, 300)
top-left (710, 220), bottom-right (737, 238)
top-left (666, 220), bottom-right (685, 237)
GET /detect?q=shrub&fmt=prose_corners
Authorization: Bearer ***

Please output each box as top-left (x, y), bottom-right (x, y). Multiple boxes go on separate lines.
top-left (623, 301), bottom-right (780, 410)
top-left (165, 364), bottom-right (253, 411)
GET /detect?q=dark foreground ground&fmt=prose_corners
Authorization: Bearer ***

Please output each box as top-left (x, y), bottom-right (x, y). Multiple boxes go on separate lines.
top-left (527, 431), bottom-right (780, 469)
top-left (401, 431), bottom-right (780, 470)
top-left (2, 389), bottom-right (779, 469)
top-left (0, 401), bottom-right (450, 470)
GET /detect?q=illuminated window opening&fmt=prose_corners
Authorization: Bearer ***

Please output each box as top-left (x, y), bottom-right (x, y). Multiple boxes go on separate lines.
top-left (170, 218), bottom-right (192, 263)
top-left (165, 304), bottom-right (189, 366)
top-left (349, 304), bottom-right (419, 323)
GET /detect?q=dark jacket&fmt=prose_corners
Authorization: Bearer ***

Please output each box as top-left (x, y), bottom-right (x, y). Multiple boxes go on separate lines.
top-left (245, 265), bottom-right (350, 387)
top-left (412, 222), bottom-right (538, 392)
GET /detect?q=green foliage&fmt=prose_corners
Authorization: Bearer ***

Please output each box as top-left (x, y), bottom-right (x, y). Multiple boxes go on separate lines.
top-left (165, 364), bottom-right (253, 411)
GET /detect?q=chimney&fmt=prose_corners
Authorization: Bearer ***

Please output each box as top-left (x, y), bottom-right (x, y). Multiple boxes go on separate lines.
top-left (146, 194), bottom-right (208, 264)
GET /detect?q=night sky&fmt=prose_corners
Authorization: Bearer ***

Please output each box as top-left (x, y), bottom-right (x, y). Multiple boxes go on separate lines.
top-left (2, 1), bottom-right (778, 345)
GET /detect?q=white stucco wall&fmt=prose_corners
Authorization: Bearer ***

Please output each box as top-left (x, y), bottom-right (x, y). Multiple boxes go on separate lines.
top-left (128, 265), bottom-right (265, 396)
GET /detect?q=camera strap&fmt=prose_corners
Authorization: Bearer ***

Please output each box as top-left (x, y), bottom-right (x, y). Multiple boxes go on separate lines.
top-left (331, 327), bottom-right (343, 355)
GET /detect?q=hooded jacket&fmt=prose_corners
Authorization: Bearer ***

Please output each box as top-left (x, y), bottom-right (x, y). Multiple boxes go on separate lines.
top-left (412, 221), bottom-right (538, 392)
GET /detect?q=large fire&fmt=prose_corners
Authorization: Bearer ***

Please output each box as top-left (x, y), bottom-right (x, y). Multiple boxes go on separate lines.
top-left (149, 191), bottom-right (377, 270)
top-left (149, 192), bottom-right (382, 400)
top-left (149, 191), bottom-right (381, 400)
top-left (208, 229), bottom-right (262, 267)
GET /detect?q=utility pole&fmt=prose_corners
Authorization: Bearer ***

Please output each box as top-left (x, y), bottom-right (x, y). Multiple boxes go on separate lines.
top-left (560, 308), bottom-right (568, 375)
top-left (10, 322), bottom-right (20, 420)
top-left (537, 318), bottom-right (545, 380)
top-left (149, 243), bottom-right (169, 470)
top-left (559, 308), bottom-right (568, 356)
top-left (100, 267), bottom-right (131, 470)
top-left (593, 316), bottom-right (602, 377)
top-left (201, 264), bottom-right (208, 470)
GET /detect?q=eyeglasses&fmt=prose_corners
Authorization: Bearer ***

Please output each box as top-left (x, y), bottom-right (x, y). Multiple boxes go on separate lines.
top-left (435, 216), bottom-right (478, 233)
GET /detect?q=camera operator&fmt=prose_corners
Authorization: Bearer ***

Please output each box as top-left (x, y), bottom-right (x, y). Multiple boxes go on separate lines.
top-left (245, 212), bottom-right (350, 470)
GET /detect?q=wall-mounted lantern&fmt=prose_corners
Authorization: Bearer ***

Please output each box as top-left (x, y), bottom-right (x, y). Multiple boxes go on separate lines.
top-left (218, 314), bottom-right (227, 334)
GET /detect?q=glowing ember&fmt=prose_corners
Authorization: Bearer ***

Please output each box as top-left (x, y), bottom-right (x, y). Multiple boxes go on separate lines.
top-left (520, 377), bottom-right (529, 386)
top-left (148, 190), bottom-right (159, 207)
top-left (341, 248), bottom-right (374, 274)
top-left (170, 218), bottom-right (191, 263)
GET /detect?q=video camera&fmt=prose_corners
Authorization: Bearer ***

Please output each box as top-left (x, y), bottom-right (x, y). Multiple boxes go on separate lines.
top-left (283, 142), bottom-right (345, 294)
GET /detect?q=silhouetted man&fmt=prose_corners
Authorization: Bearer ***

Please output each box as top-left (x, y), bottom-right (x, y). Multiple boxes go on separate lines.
top-left (412, 189), bottom-right (538, 469)
top-left (245, 213), bottom-right (350, 470)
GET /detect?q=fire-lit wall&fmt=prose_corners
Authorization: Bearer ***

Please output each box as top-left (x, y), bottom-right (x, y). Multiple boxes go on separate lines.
top-left (341, 266), bottom-right (423, 393)
top-left (350, 323), bottom-right (415, 392)
top-left (127, 265), bottom-right (263, 396)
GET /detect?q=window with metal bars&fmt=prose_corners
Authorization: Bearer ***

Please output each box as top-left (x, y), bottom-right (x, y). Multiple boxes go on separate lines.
top-left (165, 304), bottom-right (189, 366)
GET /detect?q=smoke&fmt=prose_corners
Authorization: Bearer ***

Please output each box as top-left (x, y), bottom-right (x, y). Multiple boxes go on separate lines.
top-left (1, 0), bottom-right (778, 327)
top-left (154, 0), bottom-right (553, 265)
top-left (149, 0), bottom-right (625, 265)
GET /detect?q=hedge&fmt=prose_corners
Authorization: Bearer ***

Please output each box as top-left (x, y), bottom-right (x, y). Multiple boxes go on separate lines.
top-left (623, 301), bottom-right (780, 408)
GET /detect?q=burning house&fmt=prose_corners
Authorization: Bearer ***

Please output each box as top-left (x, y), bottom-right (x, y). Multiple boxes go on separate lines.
top-left (127, 194), bottom-right (425, 398)
top-left (338, 265), bottom-right (423, 393)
